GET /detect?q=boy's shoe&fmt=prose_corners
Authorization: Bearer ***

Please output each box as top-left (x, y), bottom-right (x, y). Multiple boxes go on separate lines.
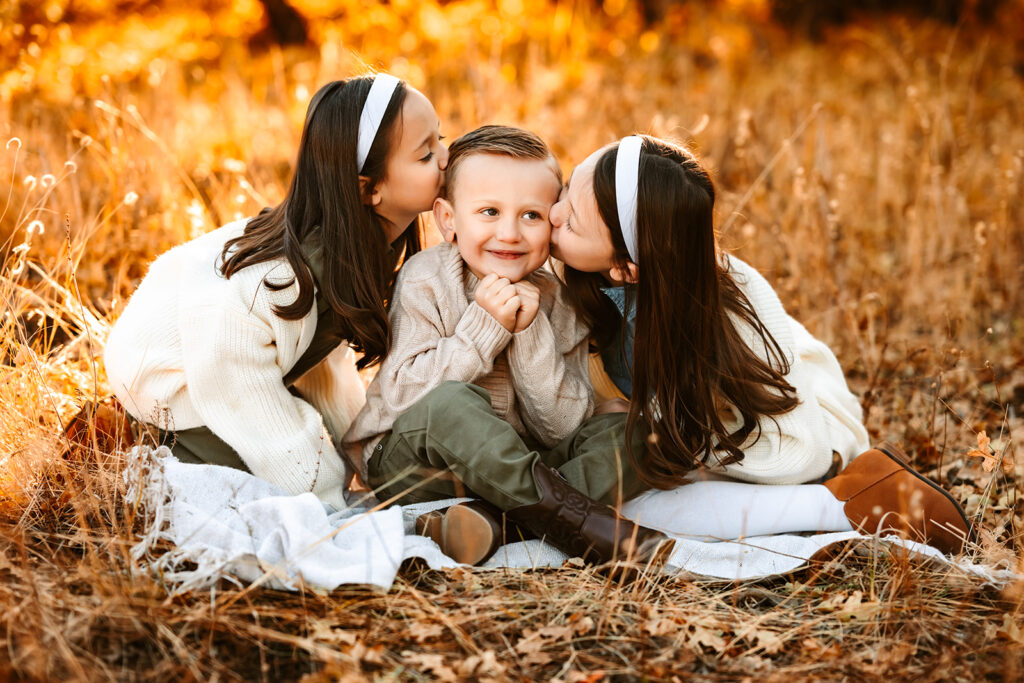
top-left (507, 463), bottom-right (675, 576)
top-left (415, 501), bottom-right (507, 565)
top-left (823, 442), bottom-right (976, 554)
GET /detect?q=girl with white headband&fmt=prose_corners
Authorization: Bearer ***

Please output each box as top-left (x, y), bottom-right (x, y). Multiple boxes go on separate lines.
top-left (549, 135), bottom-right (973, 554)
top-left (104, 74), bottom-right (448, 510)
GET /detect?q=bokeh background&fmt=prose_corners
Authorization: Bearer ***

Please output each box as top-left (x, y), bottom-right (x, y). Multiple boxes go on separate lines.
top-left (2, 2), bottom-right (1024, 678)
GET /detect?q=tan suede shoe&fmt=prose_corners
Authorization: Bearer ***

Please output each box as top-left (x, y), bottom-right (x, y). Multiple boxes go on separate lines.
top-left (823, 442), bottom-right (975, 554)
top-left (415, 501), bottom-right (508, 566)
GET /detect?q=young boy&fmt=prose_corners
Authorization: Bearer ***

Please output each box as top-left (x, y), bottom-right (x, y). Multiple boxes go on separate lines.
top-left (343, 126), bottom-right (672, 569)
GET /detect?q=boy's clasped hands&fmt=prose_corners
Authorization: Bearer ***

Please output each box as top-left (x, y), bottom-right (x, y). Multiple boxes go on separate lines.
top-left (474, 274), bottom-right (540, 333)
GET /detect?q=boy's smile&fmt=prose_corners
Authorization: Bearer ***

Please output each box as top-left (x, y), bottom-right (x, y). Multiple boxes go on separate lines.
top-left (434, 153), bottom-right (561, 283)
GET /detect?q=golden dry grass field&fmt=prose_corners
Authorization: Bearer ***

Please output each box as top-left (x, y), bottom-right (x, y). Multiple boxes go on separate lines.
top-left (2, 0), bottom-right (1024, 679)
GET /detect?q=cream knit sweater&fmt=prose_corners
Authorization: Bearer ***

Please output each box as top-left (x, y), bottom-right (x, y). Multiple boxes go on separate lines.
top-left (104, 219), bottom-right (363, 510)
top-left (343, 242), bottom-right (594, 476)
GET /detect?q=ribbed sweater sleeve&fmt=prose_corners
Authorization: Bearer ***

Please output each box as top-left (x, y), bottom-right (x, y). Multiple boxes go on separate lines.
top-left (507, 275), bottom-right (593, 447)
top-left (177, 303), bottom-right (352, 509)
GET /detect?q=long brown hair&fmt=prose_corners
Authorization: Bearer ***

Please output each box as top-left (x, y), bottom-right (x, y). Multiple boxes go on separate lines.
top-left (566, 136), bottom-right (799, 488)
top-left (219, 76), bottom-right (421, 369)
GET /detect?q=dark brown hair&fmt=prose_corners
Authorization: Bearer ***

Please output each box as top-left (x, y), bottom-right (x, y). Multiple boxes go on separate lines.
top-left (219, 76), bottom-right (421, 369)
top-left (566, 136), bottom-right (799, 488)
top-left (442, 124), bottom-right (562, 202)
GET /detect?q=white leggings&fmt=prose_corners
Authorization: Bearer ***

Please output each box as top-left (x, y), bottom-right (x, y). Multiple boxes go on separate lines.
top-left (621, 474), bottom-right (853, 541)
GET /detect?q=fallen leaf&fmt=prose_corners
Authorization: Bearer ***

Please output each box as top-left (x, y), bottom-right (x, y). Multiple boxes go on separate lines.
top-left (537, 625), bottom-right (573, 640)
top-left (836, 591), bottom-right (881, 622)
top-left (401, 651), bottom-right (457, 682)
top-left (801, 638), bottom-right (843, 659)
top-left (816, 591), bottom-right (848, 613)
top-left (514, 629), bottom-right (556, 666)
top-left (457, 650), bottom-right (506, 677)
top-left (967, 430), bottom-right (999, 472)
top-left (409, 622), bottom-right (444, 643)
top-left (308, 620), bottom-right (357, 646)
top-left (995, 613), bottom-right (1024, 643)
top-left (643, 617), bottom-right (678, 637)
top-left (688, 623), bottom-right (726, 652)
top-left (569, 614), bottom-right (595, 636)
top-left (749, 628), bottom-right (784, 654)
top-left (346, 641), bottom-right (385, 666)
top-left (877, 641), bottom-right (916, 664)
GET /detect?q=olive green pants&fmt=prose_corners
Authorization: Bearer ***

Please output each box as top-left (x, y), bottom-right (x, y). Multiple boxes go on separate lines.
top-left (155, 425), bottom-right (252, 472)
top-left (366, 381), bottom-right (646, 511)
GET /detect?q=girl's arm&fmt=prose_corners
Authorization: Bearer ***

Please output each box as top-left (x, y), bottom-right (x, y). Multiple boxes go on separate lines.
top-left (506, 278), bottom-right (594, 447)
top-left (715, 258), bottom-right (837, 484)
top-left (178, 303), bottom-right (352, 510)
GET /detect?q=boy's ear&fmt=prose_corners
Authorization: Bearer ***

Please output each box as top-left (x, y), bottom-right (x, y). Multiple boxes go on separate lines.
top-left (608, 261), bottom-right (639, 284)
top-left (433, 197), bottom-right (457, 243)
top-left (359, 175), bottom-right (382, 207)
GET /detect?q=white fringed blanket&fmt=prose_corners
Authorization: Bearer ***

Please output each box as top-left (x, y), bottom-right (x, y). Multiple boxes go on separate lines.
top-left (126, 446), bottom-right (1017, 593)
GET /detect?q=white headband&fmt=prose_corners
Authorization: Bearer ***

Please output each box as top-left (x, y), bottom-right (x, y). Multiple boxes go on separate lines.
top-left (615, 135), bottom-right (643, 264)
top-left (357, 73), bottom-right (401, 172)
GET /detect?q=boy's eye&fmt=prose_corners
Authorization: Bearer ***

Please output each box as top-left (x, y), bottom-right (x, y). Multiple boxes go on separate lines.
top-left (420, 151), bottom-right (435, 162)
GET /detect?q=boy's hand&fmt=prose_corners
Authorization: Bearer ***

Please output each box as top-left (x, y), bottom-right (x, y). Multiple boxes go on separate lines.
top-left (594, 398), bottom-right (630, 415)
top-left (512, 281), bottom-right (540, 333)
top-left (475, 273), bottom-right (520, 332)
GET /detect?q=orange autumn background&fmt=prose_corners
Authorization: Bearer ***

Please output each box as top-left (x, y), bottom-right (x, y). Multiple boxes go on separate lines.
top-left (2, 0), bottom-right (1024, 679)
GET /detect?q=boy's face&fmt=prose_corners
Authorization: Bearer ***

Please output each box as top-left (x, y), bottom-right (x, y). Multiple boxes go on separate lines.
top-left (433, 153), bottom-right (560, 283)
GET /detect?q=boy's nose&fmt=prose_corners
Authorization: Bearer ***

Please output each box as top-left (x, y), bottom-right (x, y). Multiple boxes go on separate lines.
top-left (495, 219), bottom-right (521, 242)
top-left (437, 144), bottom-right (450, 170)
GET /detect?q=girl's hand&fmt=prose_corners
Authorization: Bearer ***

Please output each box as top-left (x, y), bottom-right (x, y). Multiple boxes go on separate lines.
top-left (475, 273), bottom-right (520, 332)
top-left (594, 398), bottom-right (630, 415)
top-left (512, 281), bottom-right (540, 333)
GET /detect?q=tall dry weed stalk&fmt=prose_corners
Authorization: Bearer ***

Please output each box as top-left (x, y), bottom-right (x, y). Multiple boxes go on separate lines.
top-left (1, 1), bottom-right (1022, 678)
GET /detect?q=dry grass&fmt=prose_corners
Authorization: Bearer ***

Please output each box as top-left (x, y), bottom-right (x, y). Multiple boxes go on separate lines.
top-left (2, 0), bottom-right (1023, 678)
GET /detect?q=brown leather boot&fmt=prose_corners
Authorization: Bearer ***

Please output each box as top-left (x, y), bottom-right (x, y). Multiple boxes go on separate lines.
top-left (415, 501), bottom-right (534, 565)
top-left (823, 442), bottom-right (975, 554)
top-left (506, 463), bottom-right (675, 572)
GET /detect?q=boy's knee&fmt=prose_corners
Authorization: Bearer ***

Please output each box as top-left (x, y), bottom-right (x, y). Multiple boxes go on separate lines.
top-left (427, 380), bottom-right (490, 406)
top-left (393, 382), bottom-right (491, 432)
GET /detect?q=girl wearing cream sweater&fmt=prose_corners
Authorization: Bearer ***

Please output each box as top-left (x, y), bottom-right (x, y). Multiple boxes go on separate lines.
top-left (104, 74), bottom-right (449, 510)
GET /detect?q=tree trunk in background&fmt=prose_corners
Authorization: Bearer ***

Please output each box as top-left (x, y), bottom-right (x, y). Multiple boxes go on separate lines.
top-left (255, 0), bottom-right (309, 46)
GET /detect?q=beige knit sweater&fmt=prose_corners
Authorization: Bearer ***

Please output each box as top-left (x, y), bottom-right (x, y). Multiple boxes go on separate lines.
top-left (343, 242), bottom-right (594, 476)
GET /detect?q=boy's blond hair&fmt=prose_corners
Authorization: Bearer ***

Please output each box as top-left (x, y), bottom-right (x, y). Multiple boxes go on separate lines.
top-left (442, 124), bottom-right (562, 202)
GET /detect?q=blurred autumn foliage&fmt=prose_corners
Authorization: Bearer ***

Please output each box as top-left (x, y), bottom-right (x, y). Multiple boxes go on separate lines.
top-left (1, 1), bottom-right (1023, 678)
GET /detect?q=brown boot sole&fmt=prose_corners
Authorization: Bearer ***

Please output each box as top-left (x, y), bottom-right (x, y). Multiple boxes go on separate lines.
top-left (876, 441), bottom-right (978, 549)
top-left (442, 503), bottom-right (502, 566)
